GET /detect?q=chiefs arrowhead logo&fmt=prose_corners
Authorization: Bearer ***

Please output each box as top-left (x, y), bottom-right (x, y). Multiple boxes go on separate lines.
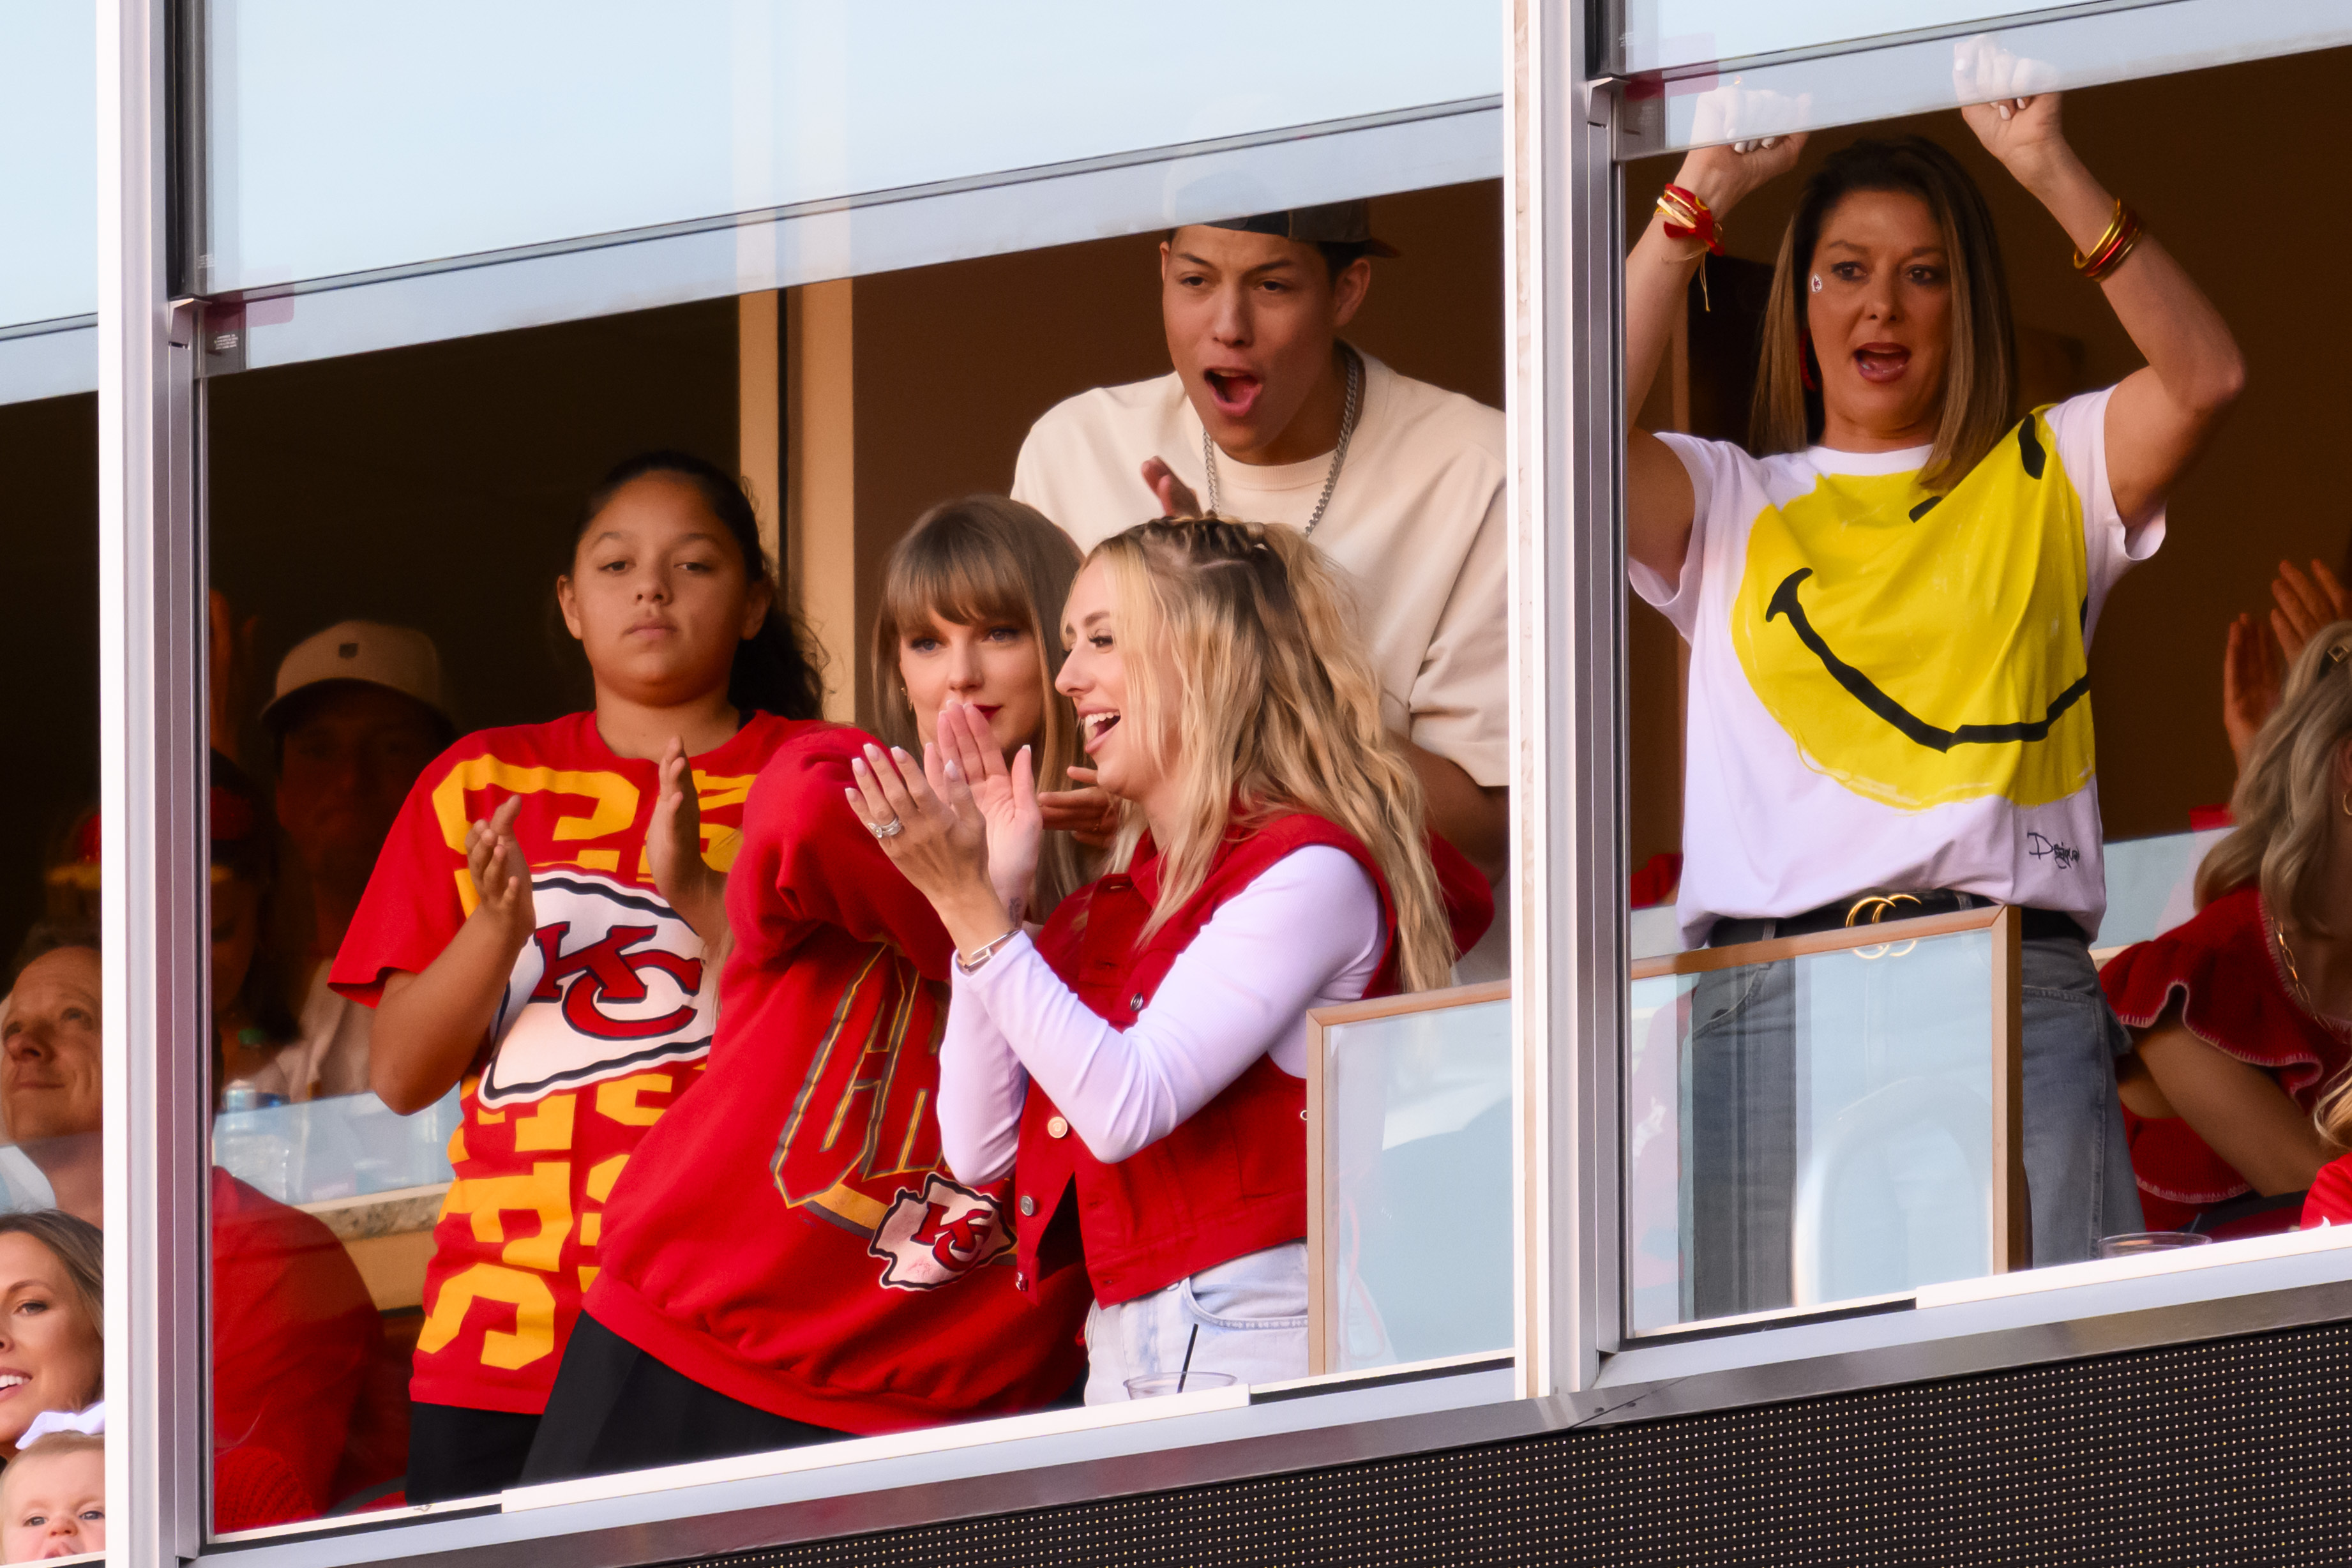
top-left (479, 871), bottom-right (714, 1108)
top-left (868, 1173), bottom-right (1013, 1291)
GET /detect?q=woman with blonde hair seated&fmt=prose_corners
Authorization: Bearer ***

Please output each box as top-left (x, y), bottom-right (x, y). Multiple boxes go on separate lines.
top-left (2104, 624), bottom-right (2352, 1235)
top-left (849, 516), bottom-right (1487, 1395)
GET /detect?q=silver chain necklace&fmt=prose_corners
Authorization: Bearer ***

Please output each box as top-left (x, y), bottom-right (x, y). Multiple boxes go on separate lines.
top-left (1201, 343), bottom-right (1362, 536)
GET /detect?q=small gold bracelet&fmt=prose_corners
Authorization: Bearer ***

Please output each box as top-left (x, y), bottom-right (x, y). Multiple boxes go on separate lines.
top-left (954, 926), bottom-right (1022, 976)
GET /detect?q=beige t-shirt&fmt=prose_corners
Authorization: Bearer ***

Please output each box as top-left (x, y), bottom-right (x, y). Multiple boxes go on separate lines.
top-left (1010, 351), bottom-right (1508, 787)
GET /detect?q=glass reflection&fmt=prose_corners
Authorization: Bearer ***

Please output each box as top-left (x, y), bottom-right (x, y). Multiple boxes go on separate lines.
top-left (1617, 4), bottom-right (2352, 156)
top-left (1313, 990), bottom-right (1512, 1375)
top-left (1629, 926), bottom-right (2005, 1332)
top-left (203, 0), bottom-right (1499, 291)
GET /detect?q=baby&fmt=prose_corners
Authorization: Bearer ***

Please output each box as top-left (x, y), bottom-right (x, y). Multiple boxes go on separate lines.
top-left (1, 1434), bottom-right (104, 1562)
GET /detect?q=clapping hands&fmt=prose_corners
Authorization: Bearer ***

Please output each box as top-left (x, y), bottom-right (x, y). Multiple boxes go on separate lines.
top-left (2221, 560), bottom-right (2352, 765)
top-left (649, 737), bottom-right (729, 948)
top-left (465, 796), bottom-right (536, 955)
top-left (845, 704), bottom-right (1037, 926)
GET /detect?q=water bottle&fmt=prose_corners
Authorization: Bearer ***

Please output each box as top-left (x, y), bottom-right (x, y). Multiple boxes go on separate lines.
top-left (214, 1080), bottom-right (292, 1201)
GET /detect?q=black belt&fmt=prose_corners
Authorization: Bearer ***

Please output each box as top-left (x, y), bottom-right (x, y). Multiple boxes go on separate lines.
top-left (1708, 891), bottom-right (2085, 947)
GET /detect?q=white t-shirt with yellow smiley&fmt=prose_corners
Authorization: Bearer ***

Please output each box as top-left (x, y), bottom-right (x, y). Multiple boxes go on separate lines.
top-left (1635, 385), bottom-right (2162, 947)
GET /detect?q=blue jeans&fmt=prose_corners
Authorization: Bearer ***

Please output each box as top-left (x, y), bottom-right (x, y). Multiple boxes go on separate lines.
top-left (2016, 934), bottom-right (2146, 1261)
top-left (1689, 931), bottom-right (2141, 1316)
top-left (1083, 1240), bottom-right (1308, 1402)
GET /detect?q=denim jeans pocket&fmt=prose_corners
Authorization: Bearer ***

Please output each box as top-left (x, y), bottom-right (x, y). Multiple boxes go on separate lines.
top-left (1180, 1241), bottom-right (1309, 1330)
top-left (1690, 959), bottom-right (1783, 1037)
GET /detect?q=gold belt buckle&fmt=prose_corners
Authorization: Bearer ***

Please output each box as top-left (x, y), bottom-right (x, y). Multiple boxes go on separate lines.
top-left (1845, 892), bottom-right (1922, 961)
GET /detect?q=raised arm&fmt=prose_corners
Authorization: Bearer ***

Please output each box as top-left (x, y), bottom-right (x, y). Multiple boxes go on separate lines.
top-left (1962, 93), bottom-right (2244, 521)
top-left (1625, 137), bottom-right (1807, 586)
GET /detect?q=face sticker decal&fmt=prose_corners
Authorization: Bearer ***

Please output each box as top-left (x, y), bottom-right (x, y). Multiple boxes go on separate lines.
top-left (1731, 410), bottom-right (2096, 813)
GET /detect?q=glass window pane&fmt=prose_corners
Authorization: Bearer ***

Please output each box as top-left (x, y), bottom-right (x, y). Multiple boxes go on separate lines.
top-left (1620, 0), bottom-right (2068, 73)
top-left (204, 0), bottom-right (1500, 293)
top-left (1615, 0), bottom-right (2352, 156)
top-left (1616, 32), bottom-right (2352, 1366)
top-left (198, 165), bottom-right (1511, 1536)
top-left (1627, 922), bottom-right (2014, 1334)
top-left (200, 299), bottom-right (748, 1532)
top-left (0, 1), bottom-right (96, 329)
top-left (2092, 829), bottom-right (2226, 954)
top-left (0, 391), bottom-right (105, 1556)
top-left (1313, 988), bottom-right (1512, 1375)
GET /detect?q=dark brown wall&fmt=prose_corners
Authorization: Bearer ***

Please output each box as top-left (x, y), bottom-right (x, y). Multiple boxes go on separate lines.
top-left (1626, 44), bottom-right (2352, 847)
top-left (207, 299), bottom-right (741, 755)
top-left (0, 393), bottom-right (101, 961)
top-left (841, 179), bottom-right (1506, 728)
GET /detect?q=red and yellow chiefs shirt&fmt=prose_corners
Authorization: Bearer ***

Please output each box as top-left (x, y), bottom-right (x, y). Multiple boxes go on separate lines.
top-left (331, 709), bottom-right (794, 1415)
top-left (584, 722), bottom-right (1089, 1433)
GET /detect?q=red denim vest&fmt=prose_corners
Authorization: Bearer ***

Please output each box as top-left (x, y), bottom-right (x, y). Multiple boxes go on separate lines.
top-left (1011, 813), bottom-right (1399, 1306)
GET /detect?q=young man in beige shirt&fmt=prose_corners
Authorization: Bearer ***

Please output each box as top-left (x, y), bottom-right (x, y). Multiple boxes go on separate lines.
top-left (1011, 202), bottom-right (1509, 941)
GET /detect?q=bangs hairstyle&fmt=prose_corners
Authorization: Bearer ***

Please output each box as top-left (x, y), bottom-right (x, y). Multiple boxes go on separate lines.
top-left (1751, 136), bottom-right (2017, 494)
top-left (871, 497), bottom-right (1089, 916)
top-left (571, 451), bottom-right (825, 721)
top-left (1088, 518), bottom-right (1454, 992)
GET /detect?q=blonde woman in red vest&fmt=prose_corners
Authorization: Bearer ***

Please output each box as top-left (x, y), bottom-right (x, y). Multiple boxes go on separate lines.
top-left (846, 516), bottom-right (1479, 1398)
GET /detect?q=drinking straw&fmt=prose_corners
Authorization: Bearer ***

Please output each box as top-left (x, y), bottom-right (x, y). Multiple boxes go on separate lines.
top-left (1177, 1324), bottom-right (1200, 1393)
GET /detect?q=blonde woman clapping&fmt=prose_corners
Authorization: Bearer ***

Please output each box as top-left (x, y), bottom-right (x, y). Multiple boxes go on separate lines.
top-left (847, 516), bottom-right (1484, 1398)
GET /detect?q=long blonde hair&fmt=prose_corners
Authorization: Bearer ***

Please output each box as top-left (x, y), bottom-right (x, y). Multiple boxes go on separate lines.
top-left (1088, 518), bottom-right (1454, 993)
top-left (871, 496), bottom-right (1089, 916)
top-left (2197, 621), bottom-right (2352, 933)
top-left (1750, 137), bottom-right (2017, 494)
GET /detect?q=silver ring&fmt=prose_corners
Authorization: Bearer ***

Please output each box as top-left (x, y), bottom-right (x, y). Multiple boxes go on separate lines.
top-left (871, 817), bottom-right (905, 840)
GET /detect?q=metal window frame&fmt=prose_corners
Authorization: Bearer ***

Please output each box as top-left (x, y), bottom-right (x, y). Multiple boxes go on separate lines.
top-left (99, 0), bottom-right (208, 1559)
top-left (94, 1), bottom-right (2352, 1563)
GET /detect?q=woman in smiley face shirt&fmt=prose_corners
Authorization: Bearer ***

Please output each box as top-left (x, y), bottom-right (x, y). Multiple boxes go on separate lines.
top-left (1623, 103), bottom-right (2243, 1301)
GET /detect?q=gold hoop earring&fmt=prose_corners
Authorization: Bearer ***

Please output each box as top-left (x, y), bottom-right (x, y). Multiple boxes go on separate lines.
top-left (2341, 789), bottom-right (2352, 818)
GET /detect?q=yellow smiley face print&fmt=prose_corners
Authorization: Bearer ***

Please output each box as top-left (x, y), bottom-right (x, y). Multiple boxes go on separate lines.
top-left (1730, 411), bottom-right (2096, 813)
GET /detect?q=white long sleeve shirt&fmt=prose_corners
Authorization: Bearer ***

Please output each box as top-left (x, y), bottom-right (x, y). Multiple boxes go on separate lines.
top-left (938, 845), bottom-right (1385, 1182)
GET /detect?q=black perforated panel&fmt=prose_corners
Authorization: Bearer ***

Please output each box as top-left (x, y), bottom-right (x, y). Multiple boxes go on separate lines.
top-left (676, 1318), bottom-right (2352, 1566)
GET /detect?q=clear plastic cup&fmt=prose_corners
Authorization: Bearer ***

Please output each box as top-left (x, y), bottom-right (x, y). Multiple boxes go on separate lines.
top-left (1123, 1371), bottom-right (1239, 1399)
top-left (2098, 1230), bottom-right (2213, 1259)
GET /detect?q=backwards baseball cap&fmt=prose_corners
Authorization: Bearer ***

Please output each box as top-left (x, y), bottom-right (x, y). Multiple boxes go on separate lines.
top-left (261, 620), bottom-right (449, 732)
top-left (1205, 199), bottom-right (1401, 258)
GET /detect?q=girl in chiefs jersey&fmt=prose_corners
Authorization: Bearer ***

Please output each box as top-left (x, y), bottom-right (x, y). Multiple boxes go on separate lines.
top-left (331, 451), bottom-right (822, 1502)
top-left (848, 517), bottom-right (1477, 1398)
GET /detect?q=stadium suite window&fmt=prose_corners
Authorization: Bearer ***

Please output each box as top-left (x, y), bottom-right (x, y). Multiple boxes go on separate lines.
top-left (1605, 13), bottom-right (2352, 1385)
top-left (186, 172), bottom-right (1522, 1548)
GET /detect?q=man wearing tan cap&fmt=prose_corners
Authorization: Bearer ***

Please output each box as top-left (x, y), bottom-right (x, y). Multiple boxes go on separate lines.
top-left (1012, 199), bottom-right (1509, 972)
top-left (260, 621), bottom-right (453, 1101)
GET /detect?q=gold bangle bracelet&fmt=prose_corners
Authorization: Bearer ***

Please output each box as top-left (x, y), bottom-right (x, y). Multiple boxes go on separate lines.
top-left (2077, 206), bottom-right (2143, 283)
